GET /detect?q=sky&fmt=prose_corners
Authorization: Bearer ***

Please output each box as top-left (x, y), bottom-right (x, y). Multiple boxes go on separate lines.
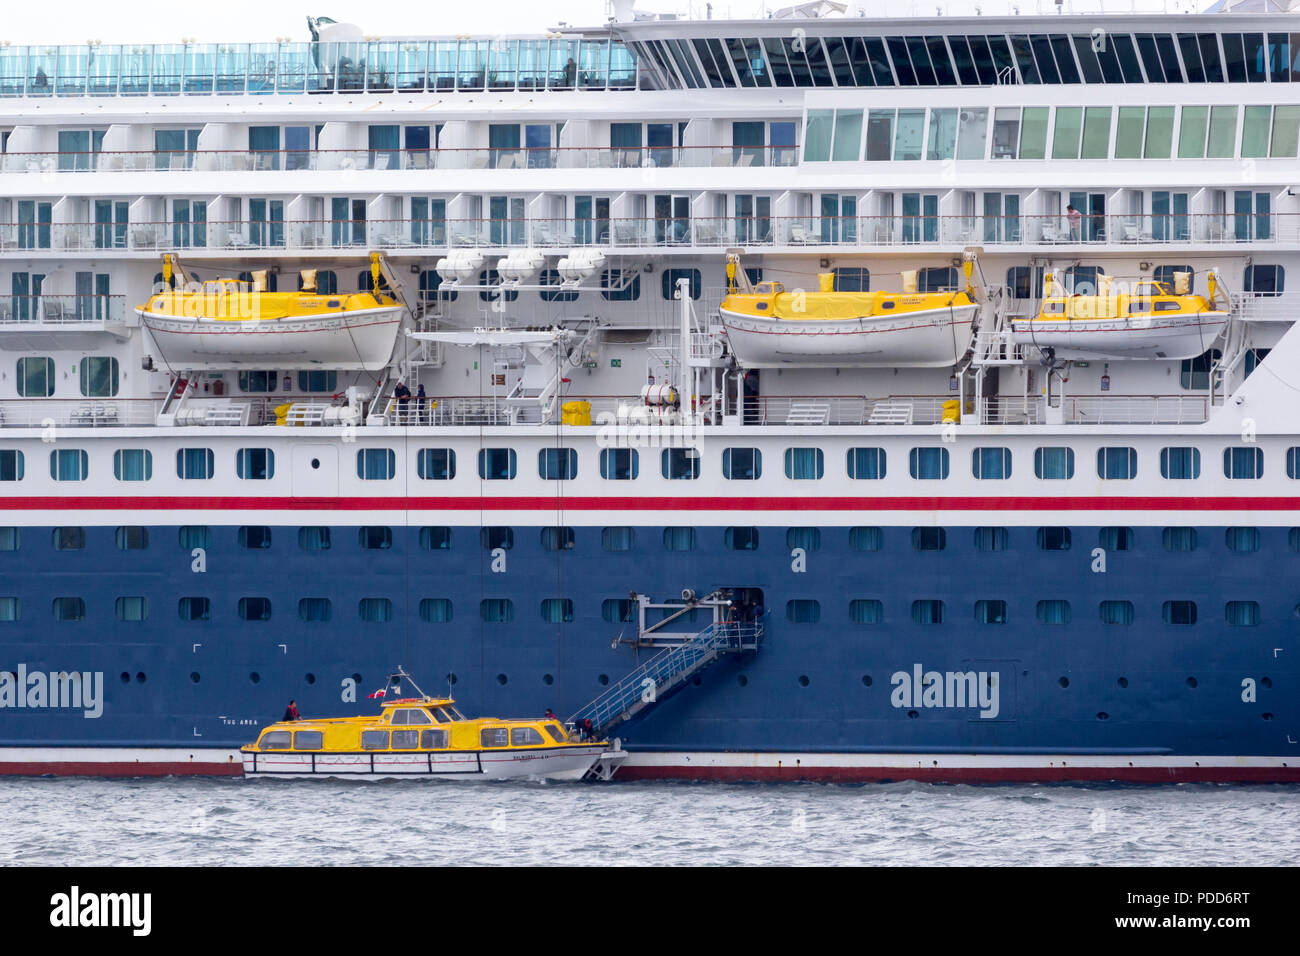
top-left (0, 0), bottom-right (1197, 45)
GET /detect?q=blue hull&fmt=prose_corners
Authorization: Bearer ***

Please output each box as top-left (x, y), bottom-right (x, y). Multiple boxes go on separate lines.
top-left (0, 521), bottom-right (1293, 774)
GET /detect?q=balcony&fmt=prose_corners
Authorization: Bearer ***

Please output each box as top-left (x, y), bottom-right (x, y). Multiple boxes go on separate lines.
top-left (0, 144), bottom-right (800, 175)
top-left (2, 213), bottom-right (1297, 259)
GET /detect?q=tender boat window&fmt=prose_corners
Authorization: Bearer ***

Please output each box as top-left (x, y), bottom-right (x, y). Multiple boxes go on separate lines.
top-left (544, 723), bottom-right (568, 744)
top-left (429, 707), bottom-right (451, 723)
top-left (390, 730), bottom-right (420, 750)
top-left (361, 730), bottom-right (390, 751)
top-left (1153, 301), bottom-right (1182, 311)
top-left (1127, 300), bottom-right (1152, 313)
top-left (481, 727), bottom-right (510, 748)
top-left (511, 727), bottom-right (545, 746)
top-left (445, 705), bottom-right (466, 721)
top-left (293, 730), bottom-right (323, 751)
top-left (404, 708), bottom-right (432, 725)
top-left (421, 729), bottom-right (449, 749)
top-left (1043, 301), bottom-right (1065, 314)
top-left (259, 731), bottom-right (292, 750)
top-left (390, 709), bottom-right (408, 725)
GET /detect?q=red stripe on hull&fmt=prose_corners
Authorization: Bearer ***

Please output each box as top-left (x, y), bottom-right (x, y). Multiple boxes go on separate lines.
top-left (615, 765), bottom-right (1300, 784)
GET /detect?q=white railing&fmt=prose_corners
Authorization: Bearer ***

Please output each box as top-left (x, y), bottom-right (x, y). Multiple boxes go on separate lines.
top-left (1064, 395), bottom-right (1209, 425)
top-left (0, 399), bottom-right (156, 428)
top-left (1231, 292), bottom-right (1299, 322)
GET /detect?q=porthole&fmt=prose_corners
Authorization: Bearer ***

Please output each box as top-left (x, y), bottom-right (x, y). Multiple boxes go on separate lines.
top-left (136, 672), bottom-right (146, 683)
top-left (1097, 712), bottom-right (1109, 721)
top-left (311, 458), bottom-right (321, 470)
top-left (352, 672), bottom-right (362, 684)
top-left (862, 675), bottom-right (873, 686)
top-left (798, 675), bottom-right (810, 687)
top-left (598, 674), bottom-right (609, 686)
top-left (119, 672), bottom-right (130, 684)
top-left (542, 673), bottom-right (554, 686)
top-left (446, 672), bottom-right (457, 685)
top-left (1261, 676), bottom-right (1273, 688)
top-left (907, 709), bottom-right (919, 719)
top-left (1186, 676), bottom-right (1198, 688)
top-left (1263, 712), bottom-right (1275, 721)
top-left (190, 672), bottom-right (200, 684)
top-left (1117, 677), bottom-right (1129, 688)
top-left (304, 673), bottom-right (316, 685)
top-left (737, 674), bottom-right (748, 687)
top-left (250, 672), bottom-right (260, 684)
top-left (1058, 677), bottom-right (1069, 688)
top-left (496, 673), bottom-right (508, 686)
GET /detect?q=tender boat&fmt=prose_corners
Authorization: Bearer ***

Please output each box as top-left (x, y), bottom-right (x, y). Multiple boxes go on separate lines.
top-left (241, 672), bottom-right (609, 781)
top-left (136, 252), bottom-right (404, 370)
top-left (718, 255), bottom-right (980, 367)
top-left (1010, 271), bottom-right (1230, 360)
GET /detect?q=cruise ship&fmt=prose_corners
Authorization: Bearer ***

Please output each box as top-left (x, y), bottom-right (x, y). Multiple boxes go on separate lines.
top-left (0, 0), bottom-right (1296, 782)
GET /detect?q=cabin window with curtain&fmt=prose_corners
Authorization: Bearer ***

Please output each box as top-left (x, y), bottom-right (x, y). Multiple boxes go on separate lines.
top-left (975, 600), bottom-right (1007, 624)
top-left (663, 527), bottom-right (697, 552)
top-left (417, 448), bottom-right (455, 480)
top-left (178, 597), bottom-right (211, 622)
top-left (1034, 447), bottom-right (1074, 480)
top-left (359, 526), bottom-right (392, 550)
top-left (602, 599), bottom-right (635, 624)
top-left (1098, 527), bottom-right (1134, 551)
top-left (480, 599), bottom-right (514, 623)
top-left (176, 448), bottom-right (214, 480)
top-left (786, 599), bottom-right (821, 624)
top-left (787, 528), bottom-right (821, 551)
top-left (847, 447), bottom-right (885, 479)
top-left (54, 527), bottom-right (85, 551)
top-left (238, 597), bottom-right (272, 621)
top-left (236, 448), bottom-right (274, 480)
top-left (50, 449), bottom-right (89, 482)
top-left (784, 448), bottom-right (823, 480)
top-left (1160, 447), bottom-right (1200, 479)
top-left (179, 527), bottom-right (210, 550)
top-left (539, 448), bottom-right (578, 480)
top-left (419, 599), bottom-right (453, 623)
top-left (911, 600), bottom-right (945, 624)
top-left (481, 527), bottom-right (513, 550)
top-left (1097, 447), bottom-right (1137, 480)
top-left (974, 527), bottom-right (1009, 551)
top-left (1037, 527), bottom-right (1072, 551)
top-left (1163, 527), bottom-right (1198, 552)
top-left (909, 447), bottom-right (949, 480)
top-left (115, 527), bottom-right (148, 550)
top-left (1223, 447), bottom-right (1263, 480)
top-left (356, 448), bottom-right (396, 480)
top-left (0, 598), bottom-right (19, 622)
top-left (1225, 601), bottom-right (1259, 626)
top-left (541, 598), bottom-right (574, 623)
top-left (601, 527), bottom-right (634, 552)
top-left (1225, 527), bottom-right (1260, 552)
top-left (112, 450), bottom-right (151, 481)
top-left (1036, 600), bottom-right (1071, 624)
top-left (115, 597), bottom-right (148, 622)
top-left (1099, 600), bottom-right (1134, 626)
top-left (849, 599), bottom-right (883, 624)
top-left (297, 527), bottom-right (331, 551)
top-left (541, 527), bottom-right (575, 551)
top-left (849, 527), bottom-right (883, 551)
top-left (298, 598), bottom-right (332, 622)
top-left (971, 447), bottom-right (1011, 480)
top-left (358, 598), bottom-right (392, 623)
top-left (0, 529), bottom-right (19, 551)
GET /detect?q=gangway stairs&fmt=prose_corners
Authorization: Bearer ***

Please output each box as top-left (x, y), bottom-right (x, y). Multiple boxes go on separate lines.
top-left (568, 617), bottom-right (762, 779)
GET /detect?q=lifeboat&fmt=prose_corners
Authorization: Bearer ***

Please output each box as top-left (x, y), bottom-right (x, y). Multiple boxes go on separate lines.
top-left (718, 258), bottom-right (979, 368)
top-left (1010, 271), bottom-right (1230, 360)
top-left (241, 673), bottom-right (609, 781)
top-left (136, 253), bottom-right (404, 370)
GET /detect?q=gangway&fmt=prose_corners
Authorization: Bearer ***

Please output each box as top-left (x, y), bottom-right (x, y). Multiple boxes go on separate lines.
top-left (567, 588), bottom-right (763, 779)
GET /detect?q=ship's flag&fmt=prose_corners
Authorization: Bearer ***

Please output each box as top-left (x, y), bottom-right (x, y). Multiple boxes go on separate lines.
top-left (367, 688), bottom-right (387, 699)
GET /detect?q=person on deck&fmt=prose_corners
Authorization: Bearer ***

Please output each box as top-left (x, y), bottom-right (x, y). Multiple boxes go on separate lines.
top-left (282, 700), bottom-right (300, 722)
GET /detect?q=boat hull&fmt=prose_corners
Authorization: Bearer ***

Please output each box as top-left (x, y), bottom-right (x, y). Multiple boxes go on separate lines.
top-left (137, 306), bottom-right (404, 370)
top-left (241, 745), bottom-right (607, 781)
top-left (719, 304), bottom-right (978, 367)
top-left (1010, 312), bottom-right (1230, 360)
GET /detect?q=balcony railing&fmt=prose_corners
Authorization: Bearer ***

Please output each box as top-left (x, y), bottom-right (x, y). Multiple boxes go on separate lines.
top-left (2, 214), bottom-right (1297, 257)
top-left (0, 144), bottom-right (800, 174)
top-left (0, 295), bottom-right (126, 323)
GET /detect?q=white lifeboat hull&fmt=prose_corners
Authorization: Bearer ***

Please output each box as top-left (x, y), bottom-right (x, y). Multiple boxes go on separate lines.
top-left (242, 744), bottom-right (607, 781)
top-left (1010, 311), bottom-right (1230, 360)
top-left (137, 305), bottom-right (404, 370)
top-left (719, 303), bottom-right (978, 367)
